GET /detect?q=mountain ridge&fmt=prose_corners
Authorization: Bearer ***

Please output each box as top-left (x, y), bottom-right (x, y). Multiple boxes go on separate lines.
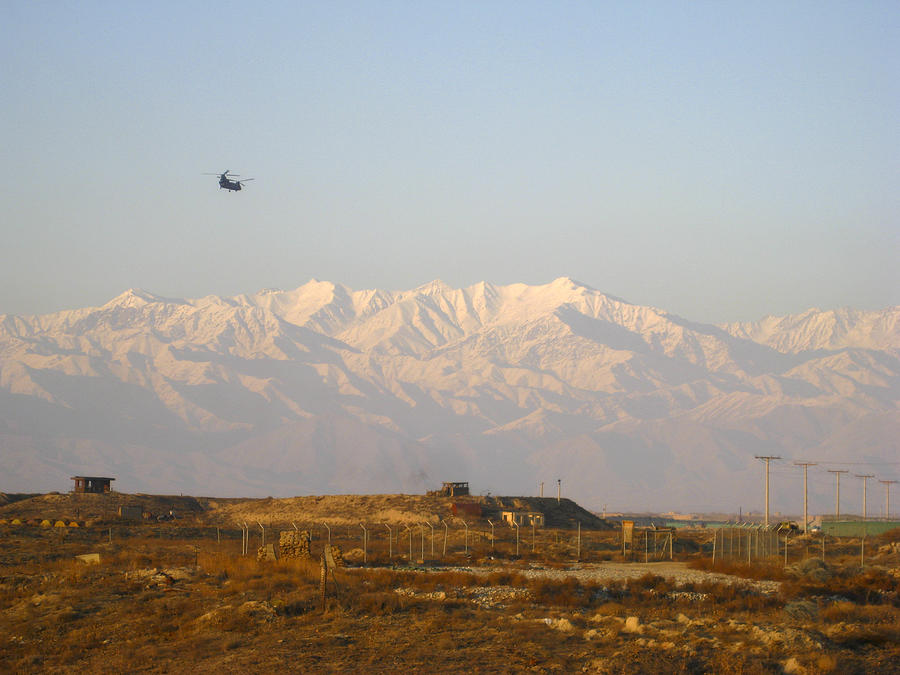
top-left (1, 279), bottom-right (897, 512)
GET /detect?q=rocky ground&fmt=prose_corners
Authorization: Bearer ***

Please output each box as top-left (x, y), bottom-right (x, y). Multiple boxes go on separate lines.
top-left (1, 495), bottom-right (899, 673)
top-left (1, 520), bottom-right (898, 673)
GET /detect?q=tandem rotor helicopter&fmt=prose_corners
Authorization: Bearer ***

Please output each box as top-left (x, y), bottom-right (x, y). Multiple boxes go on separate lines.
top-left (203, 170), bottom-right (254, 192)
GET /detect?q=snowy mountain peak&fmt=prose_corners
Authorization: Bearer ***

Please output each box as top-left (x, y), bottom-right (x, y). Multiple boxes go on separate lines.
top-left (411, 279), bottom-right (453, 296)
top-left (548, 276), bottom-right (590, 292)
top-left (723, 305), bottom-right (900, 353)
top-left (1, 279), bottom-right (896, 509)
top-left (102, 288), bottom-right (172, 309)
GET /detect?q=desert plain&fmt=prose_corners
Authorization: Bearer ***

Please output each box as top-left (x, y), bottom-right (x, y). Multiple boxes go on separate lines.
top-left (1, 490), bottom-right (898, 674)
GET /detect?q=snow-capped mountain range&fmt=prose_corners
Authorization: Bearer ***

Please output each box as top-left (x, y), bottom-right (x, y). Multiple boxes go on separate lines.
top-left (1, 278), bottom-right (897, 513)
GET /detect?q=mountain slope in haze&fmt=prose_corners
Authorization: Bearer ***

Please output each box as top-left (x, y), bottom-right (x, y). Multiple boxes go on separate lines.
top-left (1, 278), bottom-right (897, 512)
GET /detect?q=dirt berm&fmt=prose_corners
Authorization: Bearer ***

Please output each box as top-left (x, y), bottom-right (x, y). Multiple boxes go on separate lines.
top-left (0, 492), bottom-right (611, 529)
top-left (199, 494), bottom-right (612, 529)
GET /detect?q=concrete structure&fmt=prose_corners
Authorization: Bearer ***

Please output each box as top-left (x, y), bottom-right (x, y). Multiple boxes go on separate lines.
top-left (501, 511), bottom-right (544, 527)
top-left (70, 476), bottom-right (114, 494)
top-left (118, 505), bottom-right (143, 520)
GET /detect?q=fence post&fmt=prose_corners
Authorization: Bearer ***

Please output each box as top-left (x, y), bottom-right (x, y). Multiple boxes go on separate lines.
top-left (487, 519), bottom-right (495, 551)
top-left (577, 522), bottom-right (581, 561)
top-left (441, 520), bottom-right (448, 557)
top-left (360, 523), bottom-right (367, 564)
top-left (403, 524), bottom-right (413, 561)
top-left (425, 521), bottom-right (435, 558)
top-left (712, 530), bottom-right (717, 564)
top-left (382, 523), bottom-right (392, 560)
top-left (320, 553), bottom-right (327, 613)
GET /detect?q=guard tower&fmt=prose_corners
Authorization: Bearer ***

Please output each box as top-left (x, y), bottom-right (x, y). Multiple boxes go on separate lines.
top-left (440, 481), bottom-right (469, 497)
top-left (428, 481), bottom-right (470, 497)
top-left (71, 476), bottom-right (115, 494)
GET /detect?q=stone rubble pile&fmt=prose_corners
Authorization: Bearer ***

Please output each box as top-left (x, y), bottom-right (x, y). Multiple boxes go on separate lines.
top-left (278, 530), bottom-right (312, 558)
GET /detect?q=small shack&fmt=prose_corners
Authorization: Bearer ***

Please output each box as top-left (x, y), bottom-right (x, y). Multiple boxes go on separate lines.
top-left (71, 476), bottom-right (115, 494)
top-left (501, 511), bottom-right (545, 527)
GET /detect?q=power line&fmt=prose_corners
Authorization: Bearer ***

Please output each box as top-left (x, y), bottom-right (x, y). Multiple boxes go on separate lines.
top-left (785, 459), bottom-right (900, 466)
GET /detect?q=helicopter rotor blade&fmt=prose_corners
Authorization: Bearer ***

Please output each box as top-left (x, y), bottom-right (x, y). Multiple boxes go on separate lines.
top-left (238, 179), bottom-right (255, 184)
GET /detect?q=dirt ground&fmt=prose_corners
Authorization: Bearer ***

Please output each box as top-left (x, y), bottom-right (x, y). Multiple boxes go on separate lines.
top-left (2, 494), bottom-right (899, 673)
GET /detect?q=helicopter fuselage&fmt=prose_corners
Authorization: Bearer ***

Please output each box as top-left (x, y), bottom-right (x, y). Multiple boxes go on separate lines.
top-left (219, 176), bottom-right (242, 191)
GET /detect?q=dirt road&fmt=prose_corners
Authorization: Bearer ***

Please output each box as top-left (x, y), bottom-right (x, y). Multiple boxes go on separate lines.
top-left (467, 561), bottom-right (782, 593)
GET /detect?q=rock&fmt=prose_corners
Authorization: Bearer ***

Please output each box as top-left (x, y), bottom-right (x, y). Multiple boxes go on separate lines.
top-left (799, 557), bottom-right (825, 572)
top-left (344, 547), bottom-right (366, 563)
top-left (554, 618), bottom-right (575, 632)
top-left (541, 617), bottom-right (575, 632)
top-left (623, 616), bottom-right (643, 634)
top-left (238, 600), bottom-right (277, 622)
top-left (783, 656), bottom-right (806, 674)
top-left (676, 613), bottom-right (691, 625)
top-left (257, 544), bottom-right (278, 561)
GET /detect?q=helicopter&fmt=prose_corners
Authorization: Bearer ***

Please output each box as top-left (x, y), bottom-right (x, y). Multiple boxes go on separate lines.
top-left (203, 170), bottom-right (254, 191)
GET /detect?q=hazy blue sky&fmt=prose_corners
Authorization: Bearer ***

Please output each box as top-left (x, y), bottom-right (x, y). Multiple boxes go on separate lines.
top-left (3, 1), bottom-right (897, 322)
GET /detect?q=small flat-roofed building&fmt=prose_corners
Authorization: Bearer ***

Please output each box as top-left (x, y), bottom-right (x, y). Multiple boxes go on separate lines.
top-left (71, 476), bottom-right (115, 494)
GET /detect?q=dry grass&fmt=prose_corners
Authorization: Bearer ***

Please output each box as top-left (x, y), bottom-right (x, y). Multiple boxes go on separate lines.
top-left (2, 521), bottom-right (899, 673)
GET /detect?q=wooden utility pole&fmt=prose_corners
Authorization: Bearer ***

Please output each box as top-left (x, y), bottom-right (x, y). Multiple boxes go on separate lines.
top-left (880, 480), bottom-right (898, 520)
top-left (794, 462), bottom-right (816, 533)
top-left (755, 456), bottom-right (781, 527)
top-left (855, 474), bottom-right (874, 520)
top-left (827, 470), bottom-right (849, 519)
